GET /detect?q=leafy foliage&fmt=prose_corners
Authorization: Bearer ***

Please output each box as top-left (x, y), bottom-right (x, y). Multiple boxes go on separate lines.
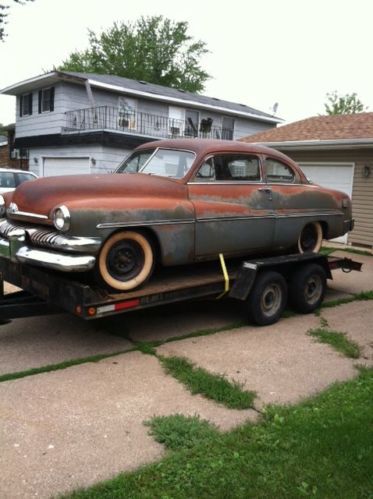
top-left (59, 16), bottom-right (210, 93)
top-left (145, 414), bottom-right (218, 450)
top-left (324, 91), bottom-right (367, 115)
top-left (0, 0), bottom-right (34, 41)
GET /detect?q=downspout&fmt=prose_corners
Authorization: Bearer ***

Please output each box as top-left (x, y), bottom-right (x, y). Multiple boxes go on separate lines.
top-left (85, 80), bottom-right (96, 107)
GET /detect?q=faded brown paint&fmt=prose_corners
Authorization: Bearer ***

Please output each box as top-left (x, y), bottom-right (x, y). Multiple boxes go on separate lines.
top-left (0, 139), bottom-right (353, 268)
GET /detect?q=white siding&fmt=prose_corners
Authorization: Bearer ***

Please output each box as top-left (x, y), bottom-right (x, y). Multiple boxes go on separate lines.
top-left (16, 85), bottom-right (66, 138)
top-left (233, 118), bottom-right (274, 140)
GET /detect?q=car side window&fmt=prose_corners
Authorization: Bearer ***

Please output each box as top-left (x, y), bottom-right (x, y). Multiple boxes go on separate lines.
top-left (0, 172), bottom-right (16, 188)
top-left (194, 154), bottom-right (261, 182)
top-left (265, 158), bottom-right (296, 183)
top-left (195, 158), bottom-right (216, 181)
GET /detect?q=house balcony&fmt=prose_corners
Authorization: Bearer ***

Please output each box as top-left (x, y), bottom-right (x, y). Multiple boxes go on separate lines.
top-left (63, 106), bottom-right (234, 141)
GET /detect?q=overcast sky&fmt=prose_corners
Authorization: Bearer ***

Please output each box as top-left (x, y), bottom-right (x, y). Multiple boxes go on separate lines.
top-left (0, 0), bottom-right (372, 126)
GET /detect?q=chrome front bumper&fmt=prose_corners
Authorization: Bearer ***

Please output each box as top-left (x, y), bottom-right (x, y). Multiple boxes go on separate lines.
top-left (0, 229), bottom-right (97, 272)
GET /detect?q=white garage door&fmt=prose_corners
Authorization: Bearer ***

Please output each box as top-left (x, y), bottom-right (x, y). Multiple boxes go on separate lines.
top-left (298, 162), bottom-right (354, 243)
top-left (43, 157), bottom-right (91, 177)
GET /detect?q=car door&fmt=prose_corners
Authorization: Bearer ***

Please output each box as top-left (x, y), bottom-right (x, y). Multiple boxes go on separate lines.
top-left (264, 156), bottom-right (310, 248)
top-left (188, 153), bottom-right (275, 259)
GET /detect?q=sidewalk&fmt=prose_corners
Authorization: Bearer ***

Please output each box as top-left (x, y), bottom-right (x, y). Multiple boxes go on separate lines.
top-left (0, 251), bottom-right (372, 498)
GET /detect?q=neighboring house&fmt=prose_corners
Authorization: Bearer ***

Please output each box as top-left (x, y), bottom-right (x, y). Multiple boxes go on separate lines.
top-left (0, 125), bottom-right (29, 170)
top-left (241, 113), bottom-right (373, 248)
top-left (0, 71), bottom-right (281, 177)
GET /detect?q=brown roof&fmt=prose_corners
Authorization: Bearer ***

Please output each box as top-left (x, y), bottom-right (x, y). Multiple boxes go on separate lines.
top-left (241, 113), bottom-right (373, 144)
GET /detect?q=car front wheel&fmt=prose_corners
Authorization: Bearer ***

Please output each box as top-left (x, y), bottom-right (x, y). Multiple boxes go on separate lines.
top-left (97, 231), bottom-right (154, 291)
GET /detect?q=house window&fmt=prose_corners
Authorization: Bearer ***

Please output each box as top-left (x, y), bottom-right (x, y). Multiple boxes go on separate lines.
top-left (20, 93), bottom-right (33, 117)
top-left (38, 87), bottom-right (55, 113)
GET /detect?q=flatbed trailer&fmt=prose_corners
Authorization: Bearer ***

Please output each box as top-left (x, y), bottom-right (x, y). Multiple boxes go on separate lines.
top-left (0, 253), bottom-right (362, 326)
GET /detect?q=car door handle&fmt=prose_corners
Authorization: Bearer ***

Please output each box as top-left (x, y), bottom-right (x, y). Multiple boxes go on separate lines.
top-left (258, 187), bottom-right (272, 193)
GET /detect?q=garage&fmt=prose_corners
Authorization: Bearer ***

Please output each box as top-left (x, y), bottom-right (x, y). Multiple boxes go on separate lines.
top-left (297, 163), bottom-right (354, 197)
top-left (43, 157), bottom-right (91, 177)
top-left (297, 163), bottom-right (354, 243)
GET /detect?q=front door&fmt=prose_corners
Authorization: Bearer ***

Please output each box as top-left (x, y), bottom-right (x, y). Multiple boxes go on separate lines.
top-left (188, 153), bottom-right (275, 259)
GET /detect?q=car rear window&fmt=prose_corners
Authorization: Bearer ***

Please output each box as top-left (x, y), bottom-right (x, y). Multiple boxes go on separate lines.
top-left (17, 173), bottom-right (36, 185)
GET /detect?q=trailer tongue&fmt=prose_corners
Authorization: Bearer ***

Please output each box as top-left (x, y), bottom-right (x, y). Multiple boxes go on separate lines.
top-left (0, 253), bottom-right (362, 326)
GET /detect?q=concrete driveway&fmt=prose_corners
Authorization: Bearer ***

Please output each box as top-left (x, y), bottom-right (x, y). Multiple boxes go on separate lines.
top-left (0, 251), bottom-right (372, 498)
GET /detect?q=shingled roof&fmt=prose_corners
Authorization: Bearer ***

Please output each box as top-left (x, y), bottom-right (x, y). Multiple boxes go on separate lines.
top-left (1, 71), bottom-right (282, 124)
top-left (241, 113), bottom-right (373, 144)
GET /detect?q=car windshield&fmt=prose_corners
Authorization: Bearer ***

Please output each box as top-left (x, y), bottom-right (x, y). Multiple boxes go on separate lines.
top-left (116, 148), bottom-right (196, 179)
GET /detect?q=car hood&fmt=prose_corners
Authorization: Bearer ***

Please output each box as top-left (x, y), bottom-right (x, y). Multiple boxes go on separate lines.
top-left (8, 173), bottom-right (186, 217)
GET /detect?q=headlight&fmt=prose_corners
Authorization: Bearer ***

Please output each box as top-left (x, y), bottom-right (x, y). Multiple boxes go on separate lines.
top-left (0, 195), bottom-right (5, 217)
top-left (53, 205), bottom-right (70, 232)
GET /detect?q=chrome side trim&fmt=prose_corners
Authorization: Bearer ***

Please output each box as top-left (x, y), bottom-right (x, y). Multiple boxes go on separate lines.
top-left (97, 211), bottom-right (342, 229)
top-left (196, 211), bottom-right (342, 223)
top-left (97, 219), bottom-right (194, 229)
top-left (7, 210), bottom-right (48, 220)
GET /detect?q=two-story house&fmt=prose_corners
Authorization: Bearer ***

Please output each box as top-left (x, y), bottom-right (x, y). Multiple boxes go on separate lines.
top-left (1, 71), bottom-right (282, 177)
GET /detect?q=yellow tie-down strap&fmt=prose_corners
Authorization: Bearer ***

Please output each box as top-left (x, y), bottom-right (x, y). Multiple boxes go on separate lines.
top-left (216, 253), bottom-right (229, 299)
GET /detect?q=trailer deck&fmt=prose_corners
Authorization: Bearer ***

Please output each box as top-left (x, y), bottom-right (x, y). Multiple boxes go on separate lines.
top-left (0, 253), bottom-right (362, 324)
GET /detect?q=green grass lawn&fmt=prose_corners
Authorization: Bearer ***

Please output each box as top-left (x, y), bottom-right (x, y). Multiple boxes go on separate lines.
top-left (66, 368), bottom-right (373, 499)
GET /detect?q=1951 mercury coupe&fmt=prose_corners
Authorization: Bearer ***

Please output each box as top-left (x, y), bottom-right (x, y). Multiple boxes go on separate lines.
top-left (0, 139), bottom-right (354, 291)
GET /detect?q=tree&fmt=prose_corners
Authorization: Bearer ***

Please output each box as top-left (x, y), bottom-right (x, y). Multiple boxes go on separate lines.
top-left (59, 16), bottom-right (210, 93)
top-left (0, 0), bottom-right (34, 41)
top-left (324, 91), bottom-right (367, 115)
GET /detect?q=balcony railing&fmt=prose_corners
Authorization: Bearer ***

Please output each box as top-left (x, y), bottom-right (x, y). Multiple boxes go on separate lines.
top-left (64, 106), bottom-right (234, 140)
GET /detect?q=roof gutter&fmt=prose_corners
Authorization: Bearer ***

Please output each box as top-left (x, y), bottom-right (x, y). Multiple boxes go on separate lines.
top-left (254, 138), bottom-right (373, 151)
top-left (0, 71), bottom-right (86, 94)
top-left (88, 80), bottom-right (282, 123)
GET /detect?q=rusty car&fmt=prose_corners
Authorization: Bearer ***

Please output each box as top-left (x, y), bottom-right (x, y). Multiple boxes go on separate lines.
top-left (0, 139), bottom-right (354, 291)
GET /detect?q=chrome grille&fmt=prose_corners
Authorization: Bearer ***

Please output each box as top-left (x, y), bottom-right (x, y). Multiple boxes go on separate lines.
top-left (0, 220), bottom-right (27, 237)
top-left (0, 220), bottom-right (62, 250)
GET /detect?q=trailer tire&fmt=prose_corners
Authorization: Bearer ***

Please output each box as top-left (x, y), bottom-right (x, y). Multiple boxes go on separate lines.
top-left (297, 222), bottom-right (323, 253)
top-left (247, 271), bottom-right (287, 326)
top-left (289, 263), bottom-right (326, 313)
top-left (97, 231), bottom-right (154, 291)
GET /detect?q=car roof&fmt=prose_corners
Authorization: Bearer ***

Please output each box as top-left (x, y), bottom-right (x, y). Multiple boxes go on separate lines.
top-left (135, 138), bottom-right (292, 161)
top-left (0, 168), bottom-right (37, 175)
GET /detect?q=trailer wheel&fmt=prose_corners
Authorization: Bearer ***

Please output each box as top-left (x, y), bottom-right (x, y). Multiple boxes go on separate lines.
top-left (247, 271), bottom-right (287, 326)
top-left (297, 222), bottom-right (323, 253)
top-left (289, 263), bottom-right (326, 313)
top-left (97, 231), bottom-right (154, 291)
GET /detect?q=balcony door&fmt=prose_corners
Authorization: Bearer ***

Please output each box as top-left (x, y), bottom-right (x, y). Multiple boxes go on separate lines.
top-left (118, 97), bottom-right (137, 130)
top-left (168, 106), bottom-right (185, 137)
top-left (185, 109), bottom-right (199, 137)
top-left (222, 116), bottom-right (234, 140)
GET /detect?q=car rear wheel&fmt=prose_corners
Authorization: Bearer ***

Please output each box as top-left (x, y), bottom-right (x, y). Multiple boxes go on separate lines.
top-left (297, 222), bottom-right (323, 253)
top-left (97, 231), bottom-right (154, 291)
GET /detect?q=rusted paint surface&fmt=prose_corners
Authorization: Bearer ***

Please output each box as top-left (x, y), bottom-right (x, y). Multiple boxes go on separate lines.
top-left (0, 139), bottom-right (353, 267)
